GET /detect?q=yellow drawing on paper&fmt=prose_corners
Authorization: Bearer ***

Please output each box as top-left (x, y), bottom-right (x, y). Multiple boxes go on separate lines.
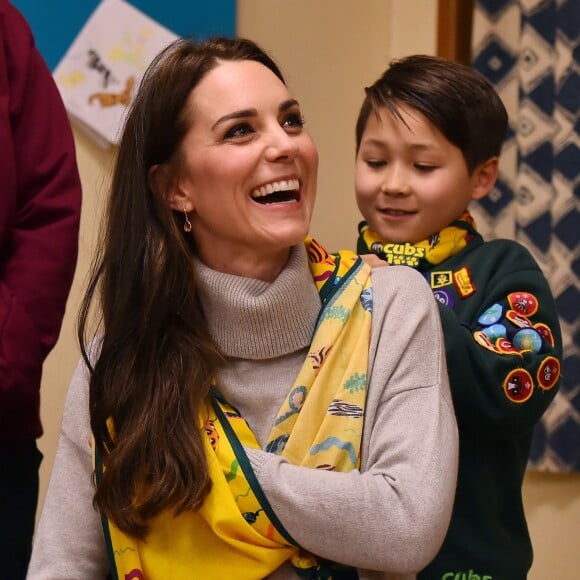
top-left (88, 76), bottom-right (135, 108)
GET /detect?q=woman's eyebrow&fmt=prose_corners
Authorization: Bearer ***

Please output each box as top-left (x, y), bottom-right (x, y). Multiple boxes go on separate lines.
top-left (212, 99), bottom-right (300, 130)
top-left (280, 98), bottom-right (299, 112)
top-left (212, 109), bottom-right (257, 130)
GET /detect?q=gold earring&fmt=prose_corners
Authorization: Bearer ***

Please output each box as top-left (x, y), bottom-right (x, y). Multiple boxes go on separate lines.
top-left (183, 209), bottom-right (192, 233)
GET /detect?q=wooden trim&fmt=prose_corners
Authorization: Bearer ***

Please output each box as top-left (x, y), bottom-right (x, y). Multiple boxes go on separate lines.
top-left (437, 0), bottom-right (474, 65)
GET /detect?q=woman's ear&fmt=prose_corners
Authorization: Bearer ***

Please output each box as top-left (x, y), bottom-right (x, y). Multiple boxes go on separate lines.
top-left (471, 157), bottom-right (499, 201)
top-left (148, 163), bottom-right (193, 212)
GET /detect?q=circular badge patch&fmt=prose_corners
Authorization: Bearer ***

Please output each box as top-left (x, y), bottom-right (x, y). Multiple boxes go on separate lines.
top-left (508, 292), bottom-right (539, 316)
top-left (478, 303), bottom-right (504, 326)
top-left (506, 310), bottom-right (532, 328)
top-left (433, 289), bottom-right (455, 308)
top-left (473, 330), bottom-right (498, 353)
top-left (503, 369), bottom-right (534, 403)
top-left (537, 356), bottom-right (560, 390)
top-left (534, 323), bottom-right (555, 346)
top-left (481, 323), bottom-right (507, 340)
top-left (496, 338), bottom-right (522, 355)
top-left (512, 328), bottom-right (543, 353)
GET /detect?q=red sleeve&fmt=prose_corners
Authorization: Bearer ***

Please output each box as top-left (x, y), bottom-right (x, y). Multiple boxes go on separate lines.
top-left (0, 0), bottom-right (82, 439)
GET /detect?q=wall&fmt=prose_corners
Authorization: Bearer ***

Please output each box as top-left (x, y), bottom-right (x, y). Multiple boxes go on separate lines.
top-left (37, 1), bottom-right (579, 578)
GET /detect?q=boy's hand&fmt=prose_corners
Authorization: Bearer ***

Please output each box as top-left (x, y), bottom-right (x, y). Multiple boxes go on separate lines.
top-left (361, 254), bottom-right (388, 268)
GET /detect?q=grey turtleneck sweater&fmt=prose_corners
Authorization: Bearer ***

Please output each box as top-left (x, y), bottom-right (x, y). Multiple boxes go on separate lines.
top-left (28, 245), bottom-right (458, 580)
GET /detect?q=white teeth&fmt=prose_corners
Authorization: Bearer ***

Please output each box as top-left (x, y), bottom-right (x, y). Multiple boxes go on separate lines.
top-left (251, 178), bottom-right (299, 198)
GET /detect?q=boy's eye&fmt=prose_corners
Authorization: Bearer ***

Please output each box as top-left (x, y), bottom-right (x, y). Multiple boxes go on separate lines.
top-left (224, 123), bottom-right (254, 139)
top-left (282, 113), bottom-right (305, 130)
top-left (365, 159), bottom-right (386, 168)
top-left (414, 163), bottom-right (436, 172)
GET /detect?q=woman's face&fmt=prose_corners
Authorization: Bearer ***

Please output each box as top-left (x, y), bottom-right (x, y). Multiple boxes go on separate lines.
top-left (170, 59), bottom-right (318, 281)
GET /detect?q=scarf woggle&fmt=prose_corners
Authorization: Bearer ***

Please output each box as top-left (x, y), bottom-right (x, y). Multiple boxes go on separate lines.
top-left (97, 237), bottom-right (372, 580)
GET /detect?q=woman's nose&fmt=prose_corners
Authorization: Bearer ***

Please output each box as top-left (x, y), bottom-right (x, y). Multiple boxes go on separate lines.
top-left (265, 126), bottom-right (299, 162)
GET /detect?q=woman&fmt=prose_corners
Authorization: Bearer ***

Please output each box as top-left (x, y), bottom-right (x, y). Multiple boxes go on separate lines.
top-left (28, 37), bottom-right (458, 580)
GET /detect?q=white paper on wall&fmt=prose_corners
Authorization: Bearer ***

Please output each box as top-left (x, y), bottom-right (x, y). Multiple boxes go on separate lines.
top-left (53, 0), bottom-right (178, 147)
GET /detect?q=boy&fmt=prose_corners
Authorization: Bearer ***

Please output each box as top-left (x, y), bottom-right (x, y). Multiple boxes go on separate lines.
top-left (354, 55), bottom-right (562, 580)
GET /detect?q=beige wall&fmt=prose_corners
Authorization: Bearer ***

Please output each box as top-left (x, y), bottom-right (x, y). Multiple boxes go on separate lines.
top-left (38, 1), bottom-right (579, 578)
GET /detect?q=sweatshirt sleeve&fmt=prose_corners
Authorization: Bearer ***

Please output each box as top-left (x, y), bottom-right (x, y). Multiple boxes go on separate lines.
top-left (27, 358), bottom-right (109, 579)
top-left (246, 266), bottom-right (459, 575)
top-left (0, 1), bottom-right (81, 433)
top-left (437, 242), bottom-right (562, 437)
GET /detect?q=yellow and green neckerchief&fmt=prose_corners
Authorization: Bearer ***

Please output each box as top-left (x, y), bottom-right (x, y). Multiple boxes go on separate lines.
top-left (96, 237), bottom-right (372, 580)
top-left (357, 211), bottom-right (480, 270)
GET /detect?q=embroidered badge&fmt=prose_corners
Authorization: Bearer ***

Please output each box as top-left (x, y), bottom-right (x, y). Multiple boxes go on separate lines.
top-left (535, 323), bottom-right (555, 346)
top-left (433, 289), bottom-right (455, 308)
top-left (481, 323), bottom-right (507, 340)
top-left (453, 266), bottom-right (476, 298)
top-left (508, 291), bottom-right (539, 316)
top-left (473, 330), bottom-right (499, 353)
top-left (512, 328), bottom-right (543, 353)
top-left (537, 356), bottom-right (560, 390)
top-left (430, 271), bottom-right (453, 288)
top-left (506, 310), bottom-right (533, 328)
top-left (478, 303), bottom-right (504, 326)
top-left (503, 369), bottom-right (534, 403)
top-left (496, 338), bottom-right (522, 355)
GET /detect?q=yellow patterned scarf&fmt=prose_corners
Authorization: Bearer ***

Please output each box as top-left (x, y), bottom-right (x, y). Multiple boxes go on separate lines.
top-left (97, 238), bottom-right (372, 580)
top-left (357, 211), bottom-right (478, 270)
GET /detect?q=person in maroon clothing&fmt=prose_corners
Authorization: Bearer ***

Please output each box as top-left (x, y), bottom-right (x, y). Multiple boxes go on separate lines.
top-left (0, 1), bottom-right (82, 577)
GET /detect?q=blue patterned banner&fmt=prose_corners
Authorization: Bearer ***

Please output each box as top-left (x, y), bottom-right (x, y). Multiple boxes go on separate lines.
top-left (472, 0), bottom-right (579, 471)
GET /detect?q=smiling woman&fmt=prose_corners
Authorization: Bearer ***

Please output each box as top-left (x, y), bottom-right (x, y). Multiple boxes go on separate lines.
top-left (27, 37), bottom-right (458, 580)
top-left (155, 57), bottom-right (318, 281)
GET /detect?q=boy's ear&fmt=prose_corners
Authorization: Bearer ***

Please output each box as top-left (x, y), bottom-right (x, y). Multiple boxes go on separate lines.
top-left (471, 157), bottom-right (499, 201)
top-left (148, 164), bottom-right (194, 212)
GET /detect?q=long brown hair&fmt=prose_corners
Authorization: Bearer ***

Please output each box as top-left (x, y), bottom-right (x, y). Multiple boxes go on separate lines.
top-left (78, 37), bottom-right (286, 538)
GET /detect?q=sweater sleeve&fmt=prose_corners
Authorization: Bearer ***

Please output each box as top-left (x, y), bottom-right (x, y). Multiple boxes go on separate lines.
top-left (437, 242), bottom-right (562, 437)
top-left (246, 266), bottom-right (459, 576)
top-left (0, 1), bottom-right (81, 438)
top-left (27, 358), bottom-right (109, 579)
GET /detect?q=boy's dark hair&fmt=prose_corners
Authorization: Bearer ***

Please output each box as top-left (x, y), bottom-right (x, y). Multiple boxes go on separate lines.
top-left (355, 54), bottom-right (509, 173)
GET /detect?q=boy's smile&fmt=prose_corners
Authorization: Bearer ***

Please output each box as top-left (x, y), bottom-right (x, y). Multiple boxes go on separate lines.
top-left (355, 104), bottom-right (490, 244)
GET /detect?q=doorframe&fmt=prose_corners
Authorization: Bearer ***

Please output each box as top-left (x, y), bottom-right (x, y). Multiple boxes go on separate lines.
top-left (437, 0), bottom-right (474, 64)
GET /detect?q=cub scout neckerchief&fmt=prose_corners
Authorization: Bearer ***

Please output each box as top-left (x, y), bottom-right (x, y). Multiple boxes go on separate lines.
top-left (357, 210), bottom-right (480, 270)
top-left (96, 237), bottom-right (372, 580)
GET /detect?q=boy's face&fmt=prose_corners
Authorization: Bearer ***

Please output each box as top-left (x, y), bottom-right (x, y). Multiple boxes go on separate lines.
top-left (355, 104), bottom-right (488, 244)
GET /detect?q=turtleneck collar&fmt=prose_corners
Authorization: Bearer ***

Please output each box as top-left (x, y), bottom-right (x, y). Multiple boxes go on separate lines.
top-left (193, 244), bottom-right (321, 360)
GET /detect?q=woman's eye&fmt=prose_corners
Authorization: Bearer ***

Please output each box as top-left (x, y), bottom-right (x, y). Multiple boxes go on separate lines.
top-left (224, 123), bottom-right (254, 139)
top-left (282, 113), bottom-right (305, 130)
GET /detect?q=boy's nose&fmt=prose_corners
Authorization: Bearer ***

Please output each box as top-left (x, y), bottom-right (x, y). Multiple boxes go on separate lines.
top-left (380, 166), bottom-right (411, 196)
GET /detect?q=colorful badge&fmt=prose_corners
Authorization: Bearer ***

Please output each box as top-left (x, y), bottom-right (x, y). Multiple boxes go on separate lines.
top-left (512, 328), bottom-right (543, 353)
top-left (537, 356), bottom-right (560, 390)
top-left (496, 338), bottom-right (522, 355)
top-left (453, 266), bottom-right (476, 298)
top-left (430, 271), bottom-right (453, 288)
top-left (433, 289), bottom-right (455, 308)
top-left (534, 323), bottom-right (555, 346)
top-left (478, 303), bottom-right (504, 326)
top-left (473, 330), bottom-right (498, 353)
top-left (506, 310), bottom-right (533, 328)
top-left (508, 292), bottom-right (539, 316)
top-left (503, 368), bottom-right (534, 403)
top-left (481, 324), bottom-right (507, 340)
